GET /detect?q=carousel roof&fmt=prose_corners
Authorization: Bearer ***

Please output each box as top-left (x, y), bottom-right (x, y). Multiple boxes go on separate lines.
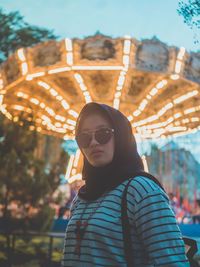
top-left (0, 33), bottom-right (200, 140)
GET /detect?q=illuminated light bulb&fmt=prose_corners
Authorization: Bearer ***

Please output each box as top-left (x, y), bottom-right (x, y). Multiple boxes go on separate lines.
top-left (17, 92), bottom-right (23, 97)
top-left (13, 105), bottom-right (24, 111)
top-left (146, 95), bottom-right (151, 99)
top-left (28, 72), bottom-right (45, 79)
top-left (124, 40), bottom-right (131, 54)
top-left (139, 99), bottom-right (148, 111)
top-left (174, 112), bottom-right (181, 119)
top-left (40, 103), bottom-right (45, 108)
top-left (116, 86), bottom-right (122, 91)
top-left (50, 89), bottom-right (58, 96)
top-left (115, 92), bottom-right (121, 98)
top-left (167, 117), bottom-right (174, 124)
top-left (68, 109), bottom-right (78, 118)
top-left (26, 75), bottom-right (32, 81)
top-left (150, 88), bottom-right (158, 96)
top-left (72, 66), bottom-right (123, 70)
top-left (83, 91), bottom-right (89, 96)
top-left (85, 96), bottom-right (92, 103)
top-left (174, 90), bottom-right (198, 104)
top-left (184, 107), bottom-right (195, 114)
top-left (63, 124), bottom-right (70, 129)
top-left (37, 127), bottom-right (42, 132)
top-left (177, 46), bottom-right (186, 60)
top-left (72, 168), bottom-right (76, 175)
top-left (182, 119), bottom-right (189, 123)
top-left (175, 60), bottom-right (182, 73)
top-left (68, 174), bottom-right (82, 184)
top-left (67, 119), bottom-right (76, 126)
top-left (55, 115), bottom-right (66, 122)
top-left (133, 110), bottom-right (141, 116)
top-left (21, 63), bottom-right (28, 75)
top-left (61, 100), bottom-right (69, 110)
top-left (128, 115), bottom-right (133, 121)
top-left (55, 122), bottom-right (62, 127)
top-left (118, 76), bottom-right (125, 86)
top-left (113, 99), bottom-right (120, 109)
top-left (156, 80), bottom-right (167, 89)
top-left (74, 149), bottom-right (81, 167)
top-left (0, 95), bottom-right (3, 105)
top-left (170, 74), bottom-right (179, 80)
top-left (46, 107), bottom-right (55, 116)
top-left (165, 102), bottom-right (173, 109)
top-left (175, 121), bottom-right (180, 126)
top-left (56, 95), bottom-right (63, 101)
top-left (147, 115), bottom-right (158, 122)
top-left (63, 135), bottom-right (69, 140)
top-left (48, 67), bottom-right (71, 74)
top-left (17, 48), bottom-right (26, 61)
top-left (29, 125), bottom-right (35, 131)
top-left (67, 53), bottom-right (73, 65)
top-left (123, 55), bottom-right (129, 65)
top-left (38, 81), bottom-right (50, 90)
top-left (80, 84), bottom-right (87, 91)
top-left (65, 38), bottom-right (72, 51)
top-left (169, 126), bottom-right (187, 132)
top-left (191, 117), bottom-right (199, 122)
top-left (13, 117), bottom-right (19, 122)
top-left (120, 71), bottom-right (126, 76)
top-left (30, 98), bottom-right (39, 105)
top-left (74, 73), bottom-right (83, 83)
top-left (41, 115), bottom-right (51, 122)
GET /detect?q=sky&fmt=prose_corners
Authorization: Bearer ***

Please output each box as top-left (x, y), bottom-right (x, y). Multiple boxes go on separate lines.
top-left (0, 0), bottom-right (199, 53)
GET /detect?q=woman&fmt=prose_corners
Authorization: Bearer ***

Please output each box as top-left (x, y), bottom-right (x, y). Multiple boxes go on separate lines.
top-left (62, 102), bottom-right (189, 266)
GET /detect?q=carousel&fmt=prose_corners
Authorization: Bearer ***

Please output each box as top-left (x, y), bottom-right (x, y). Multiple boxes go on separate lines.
top-left (0, 33), bottom-right (200, 192)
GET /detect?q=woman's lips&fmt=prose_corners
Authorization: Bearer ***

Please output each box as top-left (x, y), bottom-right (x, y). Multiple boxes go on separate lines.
top-left (91, 150), bottom-right (103, 157)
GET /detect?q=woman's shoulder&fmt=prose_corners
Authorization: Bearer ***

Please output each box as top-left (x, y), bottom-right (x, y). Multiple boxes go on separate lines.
top-left (125, 175), bottom-right (168, 203)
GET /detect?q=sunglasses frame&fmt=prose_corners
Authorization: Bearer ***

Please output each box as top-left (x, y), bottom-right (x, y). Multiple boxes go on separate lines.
top-left (76, 127), bottom-right (114, 148)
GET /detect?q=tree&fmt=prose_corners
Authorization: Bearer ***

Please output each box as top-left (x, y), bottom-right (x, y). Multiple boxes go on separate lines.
top-left (0, 8), bottom-right (58, 64)
top-left (0, 112), bottom-right (69, 232)
top-left (177, 0), bottom-right (200, 43)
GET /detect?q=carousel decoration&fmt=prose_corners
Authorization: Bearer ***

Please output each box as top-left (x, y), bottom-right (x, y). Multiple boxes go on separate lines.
top-left (0, 33), bottom-right (200, 185)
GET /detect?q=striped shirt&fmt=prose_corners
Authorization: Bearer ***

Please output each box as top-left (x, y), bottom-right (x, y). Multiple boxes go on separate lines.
top-left (62, 176), bottom-right (189, 266)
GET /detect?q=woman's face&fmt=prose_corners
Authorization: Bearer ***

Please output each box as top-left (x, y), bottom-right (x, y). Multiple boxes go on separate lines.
top-left (78, 113), bottom-right (115, 167)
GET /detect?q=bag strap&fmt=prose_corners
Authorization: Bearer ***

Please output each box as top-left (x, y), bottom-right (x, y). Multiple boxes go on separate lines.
top-left (121, 178), bottom-right (134, 267)
top-left (121, 171), bottom-right (162, 267)
top-left (121, 173), bottom-right (199, 267)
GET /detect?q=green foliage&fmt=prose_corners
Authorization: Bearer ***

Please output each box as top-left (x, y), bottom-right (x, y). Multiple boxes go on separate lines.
top-left (178, 0), bottom-right (200, 43)
top-left (0, 113), bottom-right (68, 233)
top-left (0, 8), bottom-right (58, 63)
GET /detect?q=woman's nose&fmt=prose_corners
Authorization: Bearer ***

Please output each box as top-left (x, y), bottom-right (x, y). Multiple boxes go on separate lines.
top-left (89, 133), bottom-right (99, 146)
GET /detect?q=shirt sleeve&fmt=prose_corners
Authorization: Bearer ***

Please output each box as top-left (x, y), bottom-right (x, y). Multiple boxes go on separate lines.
top-left (127, 177), bottom-right (190, 266)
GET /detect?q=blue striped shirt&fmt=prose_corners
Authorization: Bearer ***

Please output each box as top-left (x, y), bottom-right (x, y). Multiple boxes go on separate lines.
top-left (62, 176), bottom-right (189, 266)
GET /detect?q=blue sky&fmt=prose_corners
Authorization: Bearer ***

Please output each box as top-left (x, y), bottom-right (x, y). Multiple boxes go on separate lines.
top-left (0, 0), bottom-right (199, 52)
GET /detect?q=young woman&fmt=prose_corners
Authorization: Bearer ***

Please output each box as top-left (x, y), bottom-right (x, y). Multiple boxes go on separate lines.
top-left (62, 102), bottom-right (189, 266)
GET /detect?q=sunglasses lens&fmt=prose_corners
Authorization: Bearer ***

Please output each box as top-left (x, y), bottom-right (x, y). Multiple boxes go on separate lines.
top-left (95, 128), bottom-right (112, 144)
top-left (77, 128), bottom-right (113, 148)
top-left (77, 133), bottom-right (91, 148)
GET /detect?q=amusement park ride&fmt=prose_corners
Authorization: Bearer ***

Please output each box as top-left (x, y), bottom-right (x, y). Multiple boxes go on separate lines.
top-left (0, 34), bottom-right (200, 184)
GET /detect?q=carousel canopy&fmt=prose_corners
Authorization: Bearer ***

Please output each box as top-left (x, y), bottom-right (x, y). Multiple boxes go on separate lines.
top-left (0, 33), bottom-right (200, 140)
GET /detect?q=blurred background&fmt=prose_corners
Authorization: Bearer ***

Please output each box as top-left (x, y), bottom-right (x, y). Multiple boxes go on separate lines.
top-left (0, 0), bottom-right (200, 266)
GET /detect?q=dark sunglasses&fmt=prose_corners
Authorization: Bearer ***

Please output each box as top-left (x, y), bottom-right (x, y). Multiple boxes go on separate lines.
top-left (76, 127), bottom-right (114, 148)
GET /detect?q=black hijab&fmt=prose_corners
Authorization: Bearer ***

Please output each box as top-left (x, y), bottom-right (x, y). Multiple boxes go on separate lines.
top-left (75, 102), bottom-right (161, 201)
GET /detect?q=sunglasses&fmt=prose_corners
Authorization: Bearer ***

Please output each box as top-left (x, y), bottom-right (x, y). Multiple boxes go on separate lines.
top-left (76, 127), bottom-right (114, 148)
